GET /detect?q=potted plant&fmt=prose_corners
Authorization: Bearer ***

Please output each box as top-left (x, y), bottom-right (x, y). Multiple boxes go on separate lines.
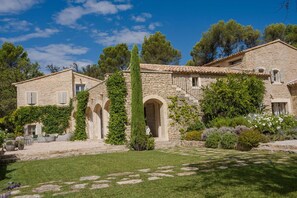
top-left (5, 140), bottom-right (15, 151)
top-left (18, 140), bottom-right (25, 150)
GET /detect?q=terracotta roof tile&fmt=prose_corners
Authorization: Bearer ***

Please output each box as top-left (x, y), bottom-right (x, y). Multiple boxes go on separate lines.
top-left (140, 64), bottom-right (270, 76)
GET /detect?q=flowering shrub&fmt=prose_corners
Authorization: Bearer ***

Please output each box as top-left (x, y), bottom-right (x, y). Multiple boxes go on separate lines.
top-left (247, 114), bottom-right (297, 134)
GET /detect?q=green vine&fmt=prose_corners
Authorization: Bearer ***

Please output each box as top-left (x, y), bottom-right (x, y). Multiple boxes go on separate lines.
top-left (168, 96), bottom-right (201, 137)
top-left (12, 100), bottom-right (73, 135)
top-left (73, 91), bottom-right (89, 140)
top-left (105, 71), bottom-right (128, 145)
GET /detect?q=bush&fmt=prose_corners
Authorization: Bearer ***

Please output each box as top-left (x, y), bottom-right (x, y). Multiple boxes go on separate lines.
top-left (205, 132), bottom-right (222, 148)
top-left (280, 115), bottom-right (297, 131)
top-left (146, 137), bottom-right (155, 150)
top-left (248, 114), bottom-right (297, 134)
top-left (208, 116), bottom-right (250, 128)
top-left (187, 120), bottom-right (205, 131)
top-left (283, 127), bottom-right (297, 139)
top-left (234, 125), bottom-right (250, 135)
top-left (237, 130), bottom-right (266, 150)
top-left (220, 132), bottom-right (238, 149)
top-left (200, 75), bottom-right (265, 123)
top-left (184, 131), bottom-right (203, 141)
top-left (217, 127), bottom-right (236, 134)
top-left (201, 128), bottom-right (219, 141)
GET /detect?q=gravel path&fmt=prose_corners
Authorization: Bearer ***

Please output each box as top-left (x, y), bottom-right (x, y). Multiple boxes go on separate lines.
top-left (4, 140), bottom-right (128, 161)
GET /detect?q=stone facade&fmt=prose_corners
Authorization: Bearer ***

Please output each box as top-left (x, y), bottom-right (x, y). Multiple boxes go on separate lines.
top-left (14, 40), bottom-right (297, 142)
top-left (14, 69), bottom-right (101, 135)
top-left (206, 40), bottom-right (297, 115)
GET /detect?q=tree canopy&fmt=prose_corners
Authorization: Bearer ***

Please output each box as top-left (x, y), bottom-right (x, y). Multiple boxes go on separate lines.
top-left (97, 43), bottom-right (130, 79)
top-left (141, 32), bottom-right (181, 65)
top-left (264, 23), bottom-right (297, 47)
top-left (188, 20), bottom-right (260, 66)
top-left (0, 42), bottom-right (43, 118)
top-left (200, 75), bottom-right (265, 123)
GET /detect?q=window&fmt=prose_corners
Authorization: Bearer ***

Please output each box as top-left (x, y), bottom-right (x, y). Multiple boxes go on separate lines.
top-left (27, 92), bottom-right (37, 105)
top-left (229, 59), bottom-right (242, 66)
top-left (272, 102), bottom-right (287, 115)
top-left (27, 125), bottom-right (36, 136)
top-left (271, 69), bottom-right (283, 84)
top-left (58, 92), bottom-right (67, 104)
top-left (75, 84), bottom-right (85, 94)
top-left (192, 76), bottom-right (200, 88)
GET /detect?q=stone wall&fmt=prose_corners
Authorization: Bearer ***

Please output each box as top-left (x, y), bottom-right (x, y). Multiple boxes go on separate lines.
top-left (16, 70), bottom-right (101, 108)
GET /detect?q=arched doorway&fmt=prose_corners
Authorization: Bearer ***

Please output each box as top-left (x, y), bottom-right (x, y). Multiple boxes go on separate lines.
top-left (93, 104), bottom-right (103, 139)
top-left (143, 96), bottom-right (168, 140)
top-left (103, 100), bottom-right (110, 138)
top-left (86, 107), bottom-right (93, 139)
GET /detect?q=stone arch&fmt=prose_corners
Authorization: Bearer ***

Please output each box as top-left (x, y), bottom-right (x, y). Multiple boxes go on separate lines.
top-left (93, 104), bottom-right (103, 140)
top-left (143, 95), bottom-right (168, 140)
top-left (86, 107), bottom-right (93, 139)
top-left (103, 100), bottom-right (110, 138)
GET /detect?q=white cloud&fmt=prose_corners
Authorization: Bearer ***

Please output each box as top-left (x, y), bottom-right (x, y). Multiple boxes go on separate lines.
top-left (0, 0), bottom-right (41, 15)
top-left (148, 22), bottom-right (162, 30)
top-left (28, 44), bottom-right (92, 70)
top-left (92, 28), bottom-right (149, 46)
top-left (0, 28), bottom-right (59, 42)
top-left (0, 18), bottom-right (32, 32)
top-left (55, 0), bottom-right (132, 27)
top-left (131, 13), bottom-right (152, 22)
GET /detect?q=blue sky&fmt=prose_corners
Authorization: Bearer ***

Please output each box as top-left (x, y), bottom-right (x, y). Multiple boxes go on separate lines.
top-left (0, 0), bottom-right (296, 72)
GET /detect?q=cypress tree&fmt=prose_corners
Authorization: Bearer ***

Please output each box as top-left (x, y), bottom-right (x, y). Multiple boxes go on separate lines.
top-left (130, 45), bottom-right (148, 151)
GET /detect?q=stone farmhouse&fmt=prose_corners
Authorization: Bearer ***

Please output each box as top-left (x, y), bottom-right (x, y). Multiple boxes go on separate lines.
top-left (13, 39), bottom-right (297, 143)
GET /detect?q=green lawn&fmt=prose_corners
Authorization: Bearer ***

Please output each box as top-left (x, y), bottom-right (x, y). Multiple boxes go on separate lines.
top-left (1, 147), bottom-right (297, 198)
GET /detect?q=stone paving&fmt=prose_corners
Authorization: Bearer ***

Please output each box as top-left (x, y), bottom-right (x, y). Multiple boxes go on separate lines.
top-left (3, 140), bottom-right (128, 161)
top-left (2, 147), bottom-right (296, 197)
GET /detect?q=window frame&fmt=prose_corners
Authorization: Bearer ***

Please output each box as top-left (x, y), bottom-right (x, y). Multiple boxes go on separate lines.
top-left (191, 75), bottom-right (201, 89)
top-left (75, 84), bottom-right (86, 95)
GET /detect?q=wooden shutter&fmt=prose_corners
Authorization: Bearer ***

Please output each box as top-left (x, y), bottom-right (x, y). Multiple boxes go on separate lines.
top-left (58, 92), bottom-right (62, 104)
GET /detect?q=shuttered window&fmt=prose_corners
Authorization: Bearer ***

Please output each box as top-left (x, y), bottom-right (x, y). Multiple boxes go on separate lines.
top-left (27, 92), bottom-right (37, 105)
top-left (58, 92), bottom-right (67, 104)
top-left (270, 69), bottom-right (284, 84)
top-left (75, 84), bottom-right (85, 95)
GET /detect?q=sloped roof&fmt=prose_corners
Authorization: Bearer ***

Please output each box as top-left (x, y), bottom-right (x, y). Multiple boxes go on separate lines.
top-left (204, 39), bottom-right (297, 66)
top-left (140, 64), bottom-right (270, 76)
top-left (13, 69), bottom-right (101, 86)
top-left (287, 79), bottom-right (297, 87)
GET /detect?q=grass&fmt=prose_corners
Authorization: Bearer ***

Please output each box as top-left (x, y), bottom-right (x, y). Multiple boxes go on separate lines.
top-left (1, 148), bottom-right (297, 197)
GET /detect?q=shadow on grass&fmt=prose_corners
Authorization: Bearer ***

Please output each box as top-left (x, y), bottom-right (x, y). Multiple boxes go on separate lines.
top-left (0, 154), bottom-right (18, 181)
top-left (175, 153), bottom-right (297, 197)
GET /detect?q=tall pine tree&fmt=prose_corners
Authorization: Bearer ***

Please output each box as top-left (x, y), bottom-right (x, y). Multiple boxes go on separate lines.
top-left (129, 45), bottom-right (148, 151)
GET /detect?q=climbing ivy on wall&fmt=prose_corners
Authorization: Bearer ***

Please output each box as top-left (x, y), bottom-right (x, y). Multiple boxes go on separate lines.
top-left (73, 91), bottom-right (89, 140)
top-left (12, 100), bottom-right (73, 134)
top-left (105, 71), bottom-right (128, 145)
top-left (168, 96), bottom-right (201, 137)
